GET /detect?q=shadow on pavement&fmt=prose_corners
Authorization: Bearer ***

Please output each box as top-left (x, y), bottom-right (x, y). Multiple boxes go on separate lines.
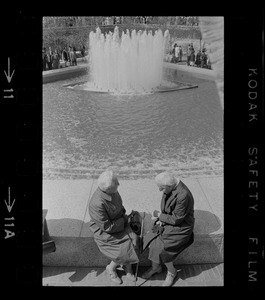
top-left (68, 268), bottom-right (105, 282)
top-left (194, 209), bottom-right (221, 234)
top-left (42, 266), bottom-right (105, 282)
top-left (177, 263), bottom-right (223, 282)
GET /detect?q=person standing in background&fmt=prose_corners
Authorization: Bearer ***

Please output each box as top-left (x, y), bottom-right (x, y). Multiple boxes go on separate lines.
top-left (195, 50), bottom-right (201, 67)
top-left (68, 46), bottom-right (72, 66)
top-left (174, 44), bottom-right (180, 63)
top-left (81, 45), bottom-right (86, 61)
top-left (179, 45), bottom-right (183, 62)
top-left (46, 47), bottom-right (52, 70)
top-left (42, 48), bottom-right (47, 71)
top-left (171, 43), bottom-right (177, 63)
top-left (201, 48), bottom-right (207, 68)
top-left (72, 46), bottom-right (77, 66)
top-left (62, 46), bottom-right (69, 66)
top-left (190, 45), bottom-right (195, 66)
top-left (187, 44), bottom-right (191, 66)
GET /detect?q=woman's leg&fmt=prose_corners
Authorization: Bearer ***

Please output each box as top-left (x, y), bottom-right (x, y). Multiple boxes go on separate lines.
top-left (164, 261), bottom-right (176, 275)
top-left (106, 261), bottom-right (122, 284)
top-left (151, 261), bottom-right (161, 270)
top-left (123, 264), bottom-right (136, 281)
top-left (108, 260), bottom-right (119, 271)
top-left (141, 260), bottom-right (162, 279)
top-left (124, 263), bottom-right (133, 273)
top-left (163, 261), bottom-right (177, 286)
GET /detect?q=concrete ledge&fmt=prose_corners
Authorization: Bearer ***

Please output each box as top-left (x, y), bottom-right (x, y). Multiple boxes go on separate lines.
top-left (42, 61), bottom-right (216, 84)
top-left (43, 234), bottom-right (223, 267)
top-left (43, 64), bottom-right (88, 84)
top-left (164, 62), bottom-right (216, 81)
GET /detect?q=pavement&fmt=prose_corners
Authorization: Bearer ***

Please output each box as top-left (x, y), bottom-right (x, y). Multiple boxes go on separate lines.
top-left (43, 263), bottom-right (223, 286)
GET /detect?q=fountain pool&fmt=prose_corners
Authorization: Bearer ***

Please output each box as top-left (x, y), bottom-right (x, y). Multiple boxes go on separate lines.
top-left (64, 27), bottom-right (198, 95)
top-left (43, 67), bottom-right (223, 180)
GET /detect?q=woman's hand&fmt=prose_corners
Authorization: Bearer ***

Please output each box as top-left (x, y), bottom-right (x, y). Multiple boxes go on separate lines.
top-left (153, 210), bottom-right (161, 218)
top-left (156, 220), bottom-right (163, 226)
top-left (154, 218), bottom-right (163, 226)
top-left (123, 214), bottom-right (129, 225)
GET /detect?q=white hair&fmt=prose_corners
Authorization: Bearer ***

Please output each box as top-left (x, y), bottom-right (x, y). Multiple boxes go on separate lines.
top-left (97, 169), bottom-right (118, 192)
top-left (155, 171), bottom-right (178, 187)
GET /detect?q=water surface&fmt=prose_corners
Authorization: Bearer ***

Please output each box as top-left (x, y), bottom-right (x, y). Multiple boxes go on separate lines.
top-left (43, 70), bottom-right (223, 179)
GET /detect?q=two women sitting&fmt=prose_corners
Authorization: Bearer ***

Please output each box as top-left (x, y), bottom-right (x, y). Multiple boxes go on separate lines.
top-left (88, 169), bottom-right (195, 286)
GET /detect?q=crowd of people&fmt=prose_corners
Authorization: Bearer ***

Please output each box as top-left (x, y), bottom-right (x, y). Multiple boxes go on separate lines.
top-left (42, 45), bottom-right (86, 71)
top-left (43, 40), bottom-right (211, 72)
top-left (176, 16), bottom-right (199, 26)
top-left (169, 42), bottom-right (211, 69)
top-left (170, 44), bottom-right (183, 63)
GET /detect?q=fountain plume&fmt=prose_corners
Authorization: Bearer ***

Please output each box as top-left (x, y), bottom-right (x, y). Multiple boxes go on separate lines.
top-left (88, 26), bottom-right (169, 94)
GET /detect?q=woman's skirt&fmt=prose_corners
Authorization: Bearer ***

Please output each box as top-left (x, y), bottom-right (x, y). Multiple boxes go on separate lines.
top-left (91, 223), bottom-right (140, 265)
top-left (148, 228), bottom-right (193, 264)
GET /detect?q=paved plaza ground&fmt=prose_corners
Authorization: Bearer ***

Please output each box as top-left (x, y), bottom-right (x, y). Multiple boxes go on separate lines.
top-left (43, 263), bottom-right (223, 287)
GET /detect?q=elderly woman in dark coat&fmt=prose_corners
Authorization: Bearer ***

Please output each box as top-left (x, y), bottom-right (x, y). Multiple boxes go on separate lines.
top-left (89, 169), bottom-right (139, 284)
top-left (142, 171), bottom-right (195, 286)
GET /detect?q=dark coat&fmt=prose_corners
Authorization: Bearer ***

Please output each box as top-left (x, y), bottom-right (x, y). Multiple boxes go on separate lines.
top-left (62, 49), bottom-right (68, 61)
top-left (190, 48), bottom-right (195, 62)
top-left (88, 187), bottom-right (139, 265)
top-left (147, 180), bottom-right (195, 264)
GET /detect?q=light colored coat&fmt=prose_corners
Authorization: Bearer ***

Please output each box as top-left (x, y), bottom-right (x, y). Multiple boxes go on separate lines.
top-left (88, 188), bottom-right (139, 265)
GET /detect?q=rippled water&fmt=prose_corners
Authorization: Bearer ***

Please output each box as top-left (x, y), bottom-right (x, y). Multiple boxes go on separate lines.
top-left (43, 70), bottom-right (223, 179)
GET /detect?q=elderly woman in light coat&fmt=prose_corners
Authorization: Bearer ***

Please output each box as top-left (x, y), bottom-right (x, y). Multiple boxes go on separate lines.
top-left (88, 169), bottom-right (139, 284)
top-left (142, 171), bottom-right (195, 286)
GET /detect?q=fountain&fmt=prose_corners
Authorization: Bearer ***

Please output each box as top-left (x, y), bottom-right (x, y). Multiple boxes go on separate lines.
top-left (43, 23), bottom-right (223, 181)
top-left (64, 26), bottom-right (198, 95)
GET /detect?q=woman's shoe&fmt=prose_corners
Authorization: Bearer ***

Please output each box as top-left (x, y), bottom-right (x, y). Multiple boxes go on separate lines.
top-left (126, 272), bottom-right (136, 281)
top-left (162, 270), bottom-right (177, 286)
top-left (123, 265), bottom-right (136, 282)
top-left (141, 265), bottom-right (162, 279)
top-left (106, 265), bottom-right (122, 284)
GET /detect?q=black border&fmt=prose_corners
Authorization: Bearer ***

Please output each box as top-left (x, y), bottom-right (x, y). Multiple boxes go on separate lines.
top-left (1, 10), bottom-right (264, 294)
top-left (1, 12), bottom-right (43, 288)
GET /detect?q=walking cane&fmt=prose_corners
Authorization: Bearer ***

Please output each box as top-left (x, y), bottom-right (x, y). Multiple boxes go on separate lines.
top-left (135, 212), bottom-right (145, 284)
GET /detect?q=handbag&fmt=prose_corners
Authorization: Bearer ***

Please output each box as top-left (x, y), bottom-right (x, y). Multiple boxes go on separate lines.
top-left (128, 210), bottom-right (142, 236)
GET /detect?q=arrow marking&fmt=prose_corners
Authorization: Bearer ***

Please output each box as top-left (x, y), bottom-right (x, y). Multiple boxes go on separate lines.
top-left (4, 187), bottom-right (16, 213)
top-left (4, 57), bottom-right (15, 83)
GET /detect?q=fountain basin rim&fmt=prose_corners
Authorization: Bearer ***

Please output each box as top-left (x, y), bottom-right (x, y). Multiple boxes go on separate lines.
top-left (62, 81), bottom-right (198, 94)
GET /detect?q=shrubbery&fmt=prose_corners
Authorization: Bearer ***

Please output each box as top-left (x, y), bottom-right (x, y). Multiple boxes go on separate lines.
top-left (43, 23), bottom-right (201, 52)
